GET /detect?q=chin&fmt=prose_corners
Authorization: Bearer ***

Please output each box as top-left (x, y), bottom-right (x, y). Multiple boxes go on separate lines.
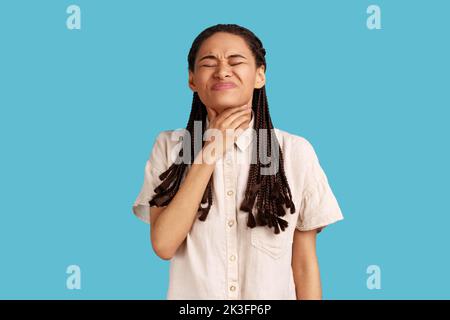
top-left (209, 96), bottom-right (242, 110)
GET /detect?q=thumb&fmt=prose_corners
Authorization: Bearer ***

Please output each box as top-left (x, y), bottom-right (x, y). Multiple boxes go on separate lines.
top-left (207, 107), bottom-right (217, 121)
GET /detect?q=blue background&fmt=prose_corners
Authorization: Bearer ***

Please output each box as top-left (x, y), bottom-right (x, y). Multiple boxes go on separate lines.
top-left (1, 0), bottom-right (449, 299)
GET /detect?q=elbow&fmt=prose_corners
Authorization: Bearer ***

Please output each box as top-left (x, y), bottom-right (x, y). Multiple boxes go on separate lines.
top-left (155, 249), bottom-right (173, 261)
top-left (151, 238), bottom-right (175, 260)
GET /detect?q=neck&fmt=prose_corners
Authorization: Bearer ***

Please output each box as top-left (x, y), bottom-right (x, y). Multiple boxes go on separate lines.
top-left (242, 110), bottom-right (253, 130)
top-left (207, 109), bottom-right (253, 126)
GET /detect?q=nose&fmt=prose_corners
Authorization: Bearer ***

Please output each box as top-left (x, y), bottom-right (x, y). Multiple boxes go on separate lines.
top-left (213, 61), bottom-right (232, 79)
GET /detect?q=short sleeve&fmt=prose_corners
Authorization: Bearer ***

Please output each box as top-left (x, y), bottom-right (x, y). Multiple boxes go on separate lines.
top-left (132, 132), bottom-right (169, 224)
top-left (296, 142), bottom-right (344, 233)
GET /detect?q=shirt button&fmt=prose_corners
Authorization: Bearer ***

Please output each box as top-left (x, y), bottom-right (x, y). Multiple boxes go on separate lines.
top-left (229, 285), bottom-right (236, 292)
top-left (229, 255), bottom-right (236, 261)
top-left (227, 190), bottom-right (234, 196)
top-left (228, 220), bottom-right (234, 227)
top-left (226, 159), bottom-right (232, 166)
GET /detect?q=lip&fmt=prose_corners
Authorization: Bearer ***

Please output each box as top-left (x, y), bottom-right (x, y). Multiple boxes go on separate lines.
top-left (211, 82), bottom-right (237, 91)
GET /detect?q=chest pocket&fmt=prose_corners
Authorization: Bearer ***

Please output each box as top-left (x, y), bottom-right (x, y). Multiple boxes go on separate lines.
top-left (250, 224), bottom-right (292, 259)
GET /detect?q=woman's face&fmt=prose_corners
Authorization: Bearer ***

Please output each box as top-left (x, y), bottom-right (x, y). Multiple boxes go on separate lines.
top-left (189, 32), bottom-right (266, 113)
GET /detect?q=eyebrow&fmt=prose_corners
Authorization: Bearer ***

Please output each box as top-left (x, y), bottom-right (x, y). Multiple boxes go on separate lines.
top-left (198, 54), bottom-right (247, 62)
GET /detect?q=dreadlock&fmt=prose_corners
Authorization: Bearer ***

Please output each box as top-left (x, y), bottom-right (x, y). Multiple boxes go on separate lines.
top-left (149, 24), bottom-right (296, 234)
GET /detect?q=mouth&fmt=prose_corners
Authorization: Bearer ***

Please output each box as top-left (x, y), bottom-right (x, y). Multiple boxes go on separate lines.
top-left (211, 82), bottom-right (237, 91)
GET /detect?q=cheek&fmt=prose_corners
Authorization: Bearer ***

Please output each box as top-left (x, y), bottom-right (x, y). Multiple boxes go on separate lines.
top-left (239, 75), bottom-right (257, 91)
top-left (236, 67), bottom-right (257, 84)
top-left (193, 73), bottom-right (210, 90)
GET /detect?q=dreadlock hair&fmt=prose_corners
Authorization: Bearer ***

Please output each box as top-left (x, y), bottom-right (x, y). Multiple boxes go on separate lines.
top-left (149, 24), bottom-right (296, 234)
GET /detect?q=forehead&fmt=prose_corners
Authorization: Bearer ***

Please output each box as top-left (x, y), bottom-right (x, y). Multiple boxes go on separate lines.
top-left (196, 32), bottom-right (252, 58)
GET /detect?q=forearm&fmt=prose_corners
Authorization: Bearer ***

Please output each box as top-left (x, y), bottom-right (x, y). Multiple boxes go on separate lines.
top-left (292, 254), bottom-right (322, 300)
top-left (152, 149), bottom-right (216, 257)
top-left (151, 104), bottom-right (250, 259)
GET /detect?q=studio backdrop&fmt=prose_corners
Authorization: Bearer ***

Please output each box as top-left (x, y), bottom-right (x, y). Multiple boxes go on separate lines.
top-left (0, 0), bottom-right (449, 299)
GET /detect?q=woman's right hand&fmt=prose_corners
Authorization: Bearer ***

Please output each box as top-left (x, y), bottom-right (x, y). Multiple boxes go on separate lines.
top-left (203, 103), bottom-right (253, 162)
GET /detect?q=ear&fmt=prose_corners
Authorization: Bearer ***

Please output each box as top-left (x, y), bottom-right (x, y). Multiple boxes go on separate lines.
top-left (188, 70), bottom-right (197, 92)
top-left (254, 65), bottom-right (266, 89)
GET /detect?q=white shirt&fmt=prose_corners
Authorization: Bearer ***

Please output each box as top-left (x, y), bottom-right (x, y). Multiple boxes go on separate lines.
top-left (132, 110), bottom-right (344, 299)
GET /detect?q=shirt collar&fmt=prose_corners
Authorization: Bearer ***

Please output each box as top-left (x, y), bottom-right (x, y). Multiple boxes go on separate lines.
top-left (205, 109), bottom-right (255, 152)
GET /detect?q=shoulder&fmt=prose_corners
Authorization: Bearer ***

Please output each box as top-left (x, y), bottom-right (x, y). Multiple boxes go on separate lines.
top-left (153, 129), bottom-right (178, 145)
top-left (273, 128), bottom-right (319, 164)
top-left (152, 128), bottom-right (186, 148)
top-left (148, 129), bottom-right (184, 169)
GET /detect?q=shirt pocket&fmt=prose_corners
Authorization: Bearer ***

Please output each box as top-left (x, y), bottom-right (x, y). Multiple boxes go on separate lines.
top-left (250, 225), bottom-right (292, 259)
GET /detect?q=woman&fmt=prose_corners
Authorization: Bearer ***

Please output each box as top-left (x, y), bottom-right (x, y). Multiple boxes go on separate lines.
top-left (132, 24), bottom-right (344, 300)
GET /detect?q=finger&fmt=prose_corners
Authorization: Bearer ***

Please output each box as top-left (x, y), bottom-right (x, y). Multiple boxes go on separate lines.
top-left (217, 103), bottom-right (250, 121)
top-left (206, 106), bottom-right (218, 121)
top-left (230, 112), bottom-right (252, 130)
top-left (221, 108), bottom-right (252, 128)
top-left (231, 115), bottom-right (252, 141)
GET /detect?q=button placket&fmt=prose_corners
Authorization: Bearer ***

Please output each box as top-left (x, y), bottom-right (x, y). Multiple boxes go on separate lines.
top-left (224, 150), bottom-right (239, 299)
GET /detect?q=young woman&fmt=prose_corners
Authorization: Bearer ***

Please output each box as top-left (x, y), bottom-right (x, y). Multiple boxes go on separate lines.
top-left (132, 24), bottom-right (344, 300)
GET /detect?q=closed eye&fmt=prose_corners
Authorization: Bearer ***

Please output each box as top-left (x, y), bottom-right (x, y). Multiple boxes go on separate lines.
top-left (201, 62), bottom-right (243, 67)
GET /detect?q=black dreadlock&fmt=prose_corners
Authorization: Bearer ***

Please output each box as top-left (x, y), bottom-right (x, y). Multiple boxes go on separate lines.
top-left (150, 24), bottom-right (296, 234)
